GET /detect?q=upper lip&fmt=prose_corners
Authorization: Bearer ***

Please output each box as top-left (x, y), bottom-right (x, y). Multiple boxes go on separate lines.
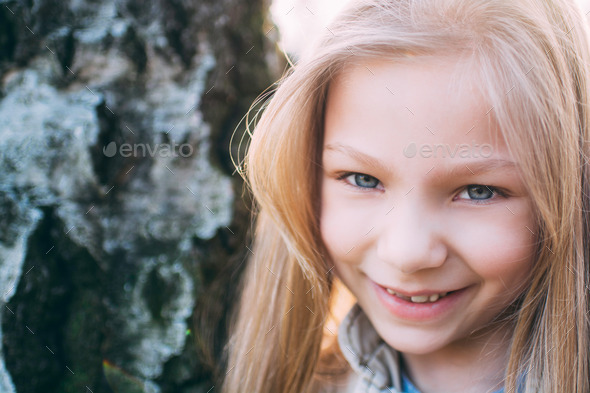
top-left (373, 281), bottom-right (463, 297)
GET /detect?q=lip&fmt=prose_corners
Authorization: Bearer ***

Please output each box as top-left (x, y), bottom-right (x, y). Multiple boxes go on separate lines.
top-left (373, 283), bottom-right (453, 297)
top-left (371, 280), bottom-right (471, 321)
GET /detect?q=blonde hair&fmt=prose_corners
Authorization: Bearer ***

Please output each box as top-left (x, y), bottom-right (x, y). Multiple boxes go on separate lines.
top-left (221, 1), bottom-right (590, 392)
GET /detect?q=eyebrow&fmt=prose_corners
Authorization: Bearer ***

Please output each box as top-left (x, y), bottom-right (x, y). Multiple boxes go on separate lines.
top-left (448, 159), bottom-right (518, 177)
top-left (323, 143), bottom-right (518, 177)
top-left (323, 143), bottom-right (391, 173)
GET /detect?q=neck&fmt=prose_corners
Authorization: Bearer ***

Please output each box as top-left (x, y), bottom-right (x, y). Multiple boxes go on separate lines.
top-left (401, 321), bottom-right (514, 393)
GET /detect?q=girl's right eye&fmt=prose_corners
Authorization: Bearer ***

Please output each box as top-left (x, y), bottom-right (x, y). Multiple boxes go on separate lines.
top-left (340, 173), bottom-right (381, 189)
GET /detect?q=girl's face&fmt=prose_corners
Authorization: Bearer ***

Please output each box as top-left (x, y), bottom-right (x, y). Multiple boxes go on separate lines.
top-left (320, 57), bottom-right (537, 356)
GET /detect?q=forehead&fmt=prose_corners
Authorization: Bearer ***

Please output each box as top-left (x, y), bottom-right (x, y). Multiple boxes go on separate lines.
top-left (322, 56), bottom-right (515, 175)
top-left (330, 55), bottom-right (484, 117)
top-left (325, 56), bottom-right (503, 143)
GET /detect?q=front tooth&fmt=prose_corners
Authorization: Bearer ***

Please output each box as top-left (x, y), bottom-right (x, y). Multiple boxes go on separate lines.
top-left (428, 294), bottom-right (439, 302)
top-left (386, 288), bottom-right (395, 295)
top-left (410, 295), bottom-right (429, 303)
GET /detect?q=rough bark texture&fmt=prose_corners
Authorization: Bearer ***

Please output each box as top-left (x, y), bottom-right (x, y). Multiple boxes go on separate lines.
top-left (0, 0), bottom-right (277, 392)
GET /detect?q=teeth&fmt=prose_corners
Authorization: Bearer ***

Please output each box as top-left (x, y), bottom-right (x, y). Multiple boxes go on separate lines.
top-left (410, 295), bottom-right (429, 303)
top-left (385, 288), bottom-right (449, 303)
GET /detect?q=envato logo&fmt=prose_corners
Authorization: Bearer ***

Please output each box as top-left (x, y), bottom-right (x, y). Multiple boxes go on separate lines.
top-left (403, 142), bottom-right (493, 158)
top-left (102, 141), bottom-right (194, 158)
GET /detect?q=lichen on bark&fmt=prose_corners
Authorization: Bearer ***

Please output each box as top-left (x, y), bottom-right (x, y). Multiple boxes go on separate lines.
top-left (0, 0), bottom-right (276, 392)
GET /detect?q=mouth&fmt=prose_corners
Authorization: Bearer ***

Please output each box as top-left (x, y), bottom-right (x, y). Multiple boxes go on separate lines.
top-left (375, 282), bottom-right (467, 304)
top-left (383, 288), bottom-right (454, 303)
top-left (372, 281), bottom-right (471, 320)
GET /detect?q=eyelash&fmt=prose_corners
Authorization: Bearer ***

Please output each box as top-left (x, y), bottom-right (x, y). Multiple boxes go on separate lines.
top-left (336, 172), bottom-right (507, 203)
top-left (337, 172), bottom-right (383, 192)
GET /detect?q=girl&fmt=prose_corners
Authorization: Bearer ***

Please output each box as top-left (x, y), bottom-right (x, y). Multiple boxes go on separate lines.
top-left (221, 0), bottom-right (590, 392)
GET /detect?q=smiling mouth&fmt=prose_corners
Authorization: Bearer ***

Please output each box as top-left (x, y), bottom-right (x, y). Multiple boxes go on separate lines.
top-left (384, 288), bottom-right (453, 303)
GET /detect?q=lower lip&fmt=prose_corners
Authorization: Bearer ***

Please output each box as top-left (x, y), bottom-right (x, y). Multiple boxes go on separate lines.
top-left (371, 281), bottom-right (470, 321)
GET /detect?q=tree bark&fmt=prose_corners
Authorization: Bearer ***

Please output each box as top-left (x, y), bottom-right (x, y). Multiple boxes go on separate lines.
top-left (0, 0), bottom-right (277, 392)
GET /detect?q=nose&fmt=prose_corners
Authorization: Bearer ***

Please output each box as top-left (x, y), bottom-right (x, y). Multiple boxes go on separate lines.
top-left (376, 200), bottom-right (447, 274)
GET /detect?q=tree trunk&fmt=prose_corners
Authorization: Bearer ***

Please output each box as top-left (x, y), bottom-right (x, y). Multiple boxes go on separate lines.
top-left (0, 0), bottom-right (277, 392)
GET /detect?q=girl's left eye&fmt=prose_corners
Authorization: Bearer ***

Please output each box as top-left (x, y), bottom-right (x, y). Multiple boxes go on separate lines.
top-left (456, 184), bottom-right (502, 202)
top-left (342, 173), bottom-right (381, 189)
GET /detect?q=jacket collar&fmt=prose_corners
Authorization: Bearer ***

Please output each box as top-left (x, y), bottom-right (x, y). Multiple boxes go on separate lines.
top-left (338, 303), bottom-right (403, 392)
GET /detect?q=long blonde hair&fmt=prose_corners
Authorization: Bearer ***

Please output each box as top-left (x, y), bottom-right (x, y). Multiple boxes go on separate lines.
top-left (221, 1), bottom-right (590, 392)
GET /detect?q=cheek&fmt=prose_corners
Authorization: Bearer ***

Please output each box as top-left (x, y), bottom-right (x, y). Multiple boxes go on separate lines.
top-left (320, 199), bottom-right (367, 297)
top-left (320, 196), bottom-right (352, 263)
top-left (319, 185), bottom-right (374, 265)
top-left (448, 205), bottom-right (537, 287)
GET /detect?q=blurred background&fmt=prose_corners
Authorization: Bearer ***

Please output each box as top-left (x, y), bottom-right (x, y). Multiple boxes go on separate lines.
top-left (1, 0), bottom-right (590, 392)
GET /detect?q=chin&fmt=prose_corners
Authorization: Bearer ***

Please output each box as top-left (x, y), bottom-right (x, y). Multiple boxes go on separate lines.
top-left (378, 327), bottom-right (454, 355)
top-left (386, 340), bottom-right (444, 355)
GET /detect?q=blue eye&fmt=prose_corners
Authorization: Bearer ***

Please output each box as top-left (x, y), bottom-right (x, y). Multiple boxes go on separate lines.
top-left (458, 184), bottom-right (496, 201)
top-left (345, 173), bottom-right (380, 188)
